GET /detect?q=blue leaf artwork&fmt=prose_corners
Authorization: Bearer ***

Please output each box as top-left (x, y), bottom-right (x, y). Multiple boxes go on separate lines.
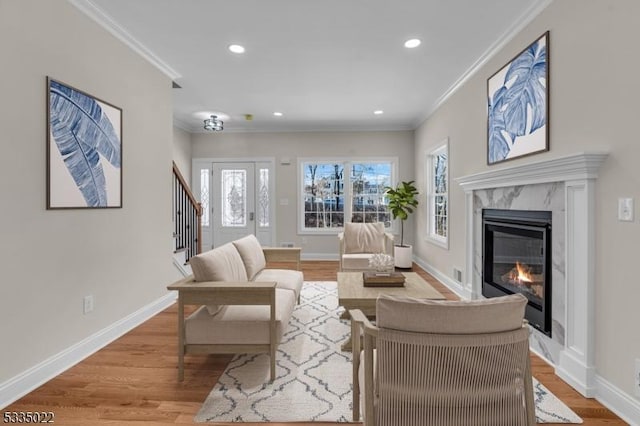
top-left (48, 79), bottom-right (121, 208)
top-left (488, 32), bottom-right (548, 164)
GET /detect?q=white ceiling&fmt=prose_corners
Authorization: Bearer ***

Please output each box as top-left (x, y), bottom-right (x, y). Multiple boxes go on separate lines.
top-left (72, 0), bottom-right (548, 133)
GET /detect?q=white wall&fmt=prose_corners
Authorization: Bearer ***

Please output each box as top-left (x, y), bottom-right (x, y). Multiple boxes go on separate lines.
top-left (173, 126), bottom-right (192, 186)
top-left (191, 130), bottom-right (414, 256)
top-left (0, 0), bottom-right (175, 385)
top-left (414, 0), bottom-right (640, 404)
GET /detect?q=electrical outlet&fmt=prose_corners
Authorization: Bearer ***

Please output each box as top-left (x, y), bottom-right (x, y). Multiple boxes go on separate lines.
top-left (280, 242), bottom-right (294, 248)
top-left (453, 268), bottom-right (463, 283)
top-left (618, 197), bottom-right (634, 222)
top-left (83, 295), bottom-right (94, 314)
top-left (635, 358), bottom-right (640, 397)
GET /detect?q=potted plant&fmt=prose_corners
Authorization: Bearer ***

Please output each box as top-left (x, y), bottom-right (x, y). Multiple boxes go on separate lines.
top-left (384, 180), bottom-right (419, 268)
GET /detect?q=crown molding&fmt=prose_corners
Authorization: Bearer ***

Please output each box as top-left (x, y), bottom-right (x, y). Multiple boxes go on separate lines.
top-left (413, 0), bottom-right (554, 128)
top-left (67, 0), bottom-right (181, 80)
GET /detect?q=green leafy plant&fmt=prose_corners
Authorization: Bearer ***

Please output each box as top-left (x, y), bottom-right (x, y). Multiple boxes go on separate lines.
top-left (384, 180), bottom-right (419, 247)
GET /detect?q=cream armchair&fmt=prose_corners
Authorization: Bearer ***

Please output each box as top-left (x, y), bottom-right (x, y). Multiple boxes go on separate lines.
top-left (338, 222), bottom-right (394, 272)
top-left (350, 293), bottom-right (535, 426)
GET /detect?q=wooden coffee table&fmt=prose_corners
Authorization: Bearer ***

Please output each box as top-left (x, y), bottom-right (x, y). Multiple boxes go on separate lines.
top-left (337, 271), bottom-right (445, 351)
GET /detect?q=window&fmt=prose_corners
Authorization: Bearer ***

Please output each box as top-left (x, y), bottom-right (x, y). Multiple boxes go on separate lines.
top-left (200, 169), bottom-right (210, 227)
top-left (258, 168), bottom-right (270, 227)
top-left (221, 169), bottom-right (247, 227)
top-left (350, 163), bottom-right (392, 224)
top-left (426, 141), bottom-right (448, 248)
top-left (299, 159), bottom-right (396, 233)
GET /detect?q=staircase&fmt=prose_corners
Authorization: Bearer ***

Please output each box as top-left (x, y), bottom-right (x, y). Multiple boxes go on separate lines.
top-left (172, 162), bottom-right (202, 277)
top-left (172, 234), bottom-right (192, 276)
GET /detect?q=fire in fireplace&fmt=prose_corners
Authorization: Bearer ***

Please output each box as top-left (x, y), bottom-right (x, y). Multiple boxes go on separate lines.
top-left (482, 209), bottom-right (552, 337)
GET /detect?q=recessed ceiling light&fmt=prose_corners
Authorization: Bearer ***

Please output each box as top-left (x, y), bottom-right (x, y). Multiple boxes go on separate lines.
top-left (374, 110), bottom-right (384, 115)
top-left (273, 112), bottom-right (283, 117)
top-left (404, 38), bottom-right (421, 48)
top-left (228, 44), bottom-right (245, 54)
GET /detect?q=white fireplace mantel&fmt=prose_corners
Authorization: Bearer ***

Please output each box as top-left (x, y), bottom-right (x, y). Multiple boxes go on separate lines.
top-left (456, 151), bottom-right (609, 191)
top-left (455, 152), bottom-right (608, 397)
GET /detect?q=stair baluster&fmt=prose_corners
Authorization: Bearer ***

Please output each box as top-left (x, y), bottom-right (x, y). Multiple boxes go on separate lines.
top-left (172, 162), bottom-right (202, 262)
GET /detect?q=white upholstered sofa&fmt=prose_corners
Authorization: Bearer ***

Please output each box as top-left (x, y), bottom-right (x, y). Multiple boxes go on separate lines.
top-left (338, 222), bottom-right (395, 272)
top-left (167, 234), bottom-right (303, 382)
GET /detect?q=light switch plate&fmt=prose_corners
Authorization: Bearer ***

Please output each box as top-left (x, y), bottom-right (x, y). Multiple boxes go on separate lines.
top-left (618, 198), bottom-right (634, 222)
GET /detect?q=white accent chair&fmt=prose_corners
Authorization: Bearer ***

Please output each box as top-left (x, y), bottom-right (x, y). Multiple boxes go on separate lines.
top-left (338, 222), bottom-right (394, 272)
top-left (350, 293), bottom-right (535, 426)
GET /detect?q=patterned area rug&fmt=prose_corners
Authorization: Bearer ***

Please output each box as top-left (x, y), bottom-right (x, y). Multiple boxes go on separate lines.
top-left (534, 379), bottom-right (583, 423)
top-left (195, 281), bottom-right (583, 424)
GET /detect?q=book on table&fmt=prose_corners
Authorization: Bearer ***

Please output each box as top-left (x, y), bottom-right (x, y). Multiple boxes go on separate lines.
top-left (362, 271), bottom-right (405, 287)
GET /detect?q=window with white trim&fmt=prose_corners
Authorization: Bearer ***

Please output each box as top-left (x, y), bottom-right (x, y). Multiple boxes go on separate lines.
top-left (426, 141), bottom-right (449, 248)
top-left (200, 169), bottom-right (210, 227)
top-left (299, 159), bottom-right (396, 233)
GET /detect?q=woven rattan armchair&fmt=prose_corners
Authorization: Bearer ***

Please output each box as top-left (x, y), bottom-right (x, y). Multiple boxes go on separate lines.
top-left (350, 293), bottom-right (535, 426)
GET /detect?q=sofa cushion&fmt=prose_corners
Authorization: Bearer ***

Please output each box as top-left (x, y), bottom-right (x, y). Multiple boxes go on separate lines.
top-left (232, 234), bottom-right (267, 280)
top-left (344, 222), bottom-right (386, 254)
top-left (376, 293), bottom-right (527, 334)
top-left (190, 243), bottom-right (248, 282)
top-left (253, 268), bottom-right (304, 300)
top-left (185, 288), bottom-right (296, 345)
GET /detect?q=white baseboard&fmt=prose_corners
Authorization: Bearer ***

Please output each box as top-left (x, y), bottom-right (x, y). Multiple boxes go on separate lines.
top-left (412, 255), bottom-right (472, 299)
top-left (172, 256), bottom-right (192, 277)
top-left (596, 375), bottom-right (640, 426)
top-left (0, 292), bottom-right (177, 409)
top-left (301, 252), bottom-right (339, 261)
top-left (556, 350), bottom-right (597, 397)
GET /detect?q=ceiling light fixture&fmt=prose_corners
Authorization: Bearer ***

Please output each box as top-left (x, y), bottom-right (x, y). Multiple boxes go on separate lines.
top-left (228, 44), bottom-right (245, 54)
top-left (374, 110), bottom-right (384, 115)
top-left (204, 115), bottom-right (223, 131)
top-left (273, 112), bottom-right (283, 117)
top-left (404, 38), bottom-right (421, 48)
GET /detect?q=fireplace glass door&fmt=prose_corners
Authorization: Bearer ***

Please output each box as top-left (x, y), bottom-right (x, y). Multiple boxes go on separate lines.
top-left (489, 226), bottom-right (545, 307)
top-left (482, 209), bottom-right (551, 336)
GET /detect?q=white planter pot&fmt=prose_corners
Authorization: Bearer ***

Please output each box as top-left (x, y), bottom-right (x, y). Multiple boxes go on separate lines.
top-left (394, 245), bottom-right (413, 268)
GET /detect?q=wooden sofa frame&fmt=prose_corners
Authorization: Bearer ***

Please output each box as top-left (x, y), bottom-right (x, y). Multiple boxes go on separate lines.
top-left (167, 247), bottom-right (301, 382)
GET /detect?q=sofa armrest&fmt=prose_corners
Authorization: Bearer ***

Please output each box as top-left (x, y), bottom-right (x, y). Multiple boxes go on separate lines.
top-left (338, 233), bottom-right (345, 271)
top-left (384, 232), bottom-right (395, 255)
top-left (168, 276), bottom-right (277, 306)
top-left (262, 247), bottom-right (301, 270)
top-left (167, 276), bottom-right (279, 382)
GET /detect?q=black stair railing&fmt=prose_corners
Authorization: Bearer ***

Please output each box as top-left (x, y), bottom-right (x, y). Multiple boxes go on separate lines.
top-left (172, 162), bottom-right (202, 262)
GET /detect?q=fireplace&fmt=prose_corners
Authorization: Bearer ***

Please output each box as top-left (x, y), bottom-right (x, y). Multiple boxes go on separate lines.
top-left (482, 209), bottom-right (552, 336)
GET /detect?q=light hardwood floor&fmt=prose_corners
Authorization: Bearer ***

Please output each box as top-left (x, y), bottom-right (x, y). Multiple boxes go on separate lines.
top-left (5, 261), bottom-right (626, 425)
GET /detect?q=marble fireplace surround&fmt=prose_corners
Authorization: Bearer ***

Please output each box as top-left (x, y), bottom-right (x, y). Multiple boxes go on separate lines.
top-left (456, 152), bottom-right (608, 398)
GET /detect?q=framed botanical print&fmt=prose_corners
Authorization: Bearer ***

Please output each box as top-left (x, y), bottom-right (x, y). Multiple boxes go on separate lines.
top-left (47, 77), bottom-right (122, 209)
top-left (487, 31), bottom-right (549, 165)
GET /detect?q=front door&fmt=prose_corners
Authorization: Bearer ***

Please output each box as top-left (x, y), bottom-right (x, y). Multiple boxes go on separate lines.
top-left (193, 160), bottom-right (274, 250)
top-left (211, 162), bottom-right (257, 247)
